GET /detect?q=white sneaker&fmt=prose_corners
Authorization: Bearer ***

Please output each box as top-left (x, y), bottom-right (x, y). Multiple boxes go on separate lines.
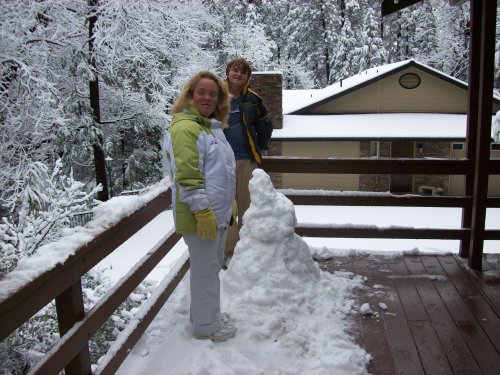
top-left (194, 323), bottom-right (236, 342)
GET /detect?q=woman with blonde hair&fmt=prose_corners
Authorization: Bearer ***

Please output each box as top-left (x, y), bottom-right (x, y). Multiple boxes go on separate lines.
top-left (163, 70), bottom-right (237, 341)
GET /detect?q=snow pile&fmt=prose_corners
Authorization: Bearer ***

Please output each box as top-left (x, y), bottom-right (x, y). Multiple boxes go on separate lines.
top-left (222, 169), bottom-right (369, 373)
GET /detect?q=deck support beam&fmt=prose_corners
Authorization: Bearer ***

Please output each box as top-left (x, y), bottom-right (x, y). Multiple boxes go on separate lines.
top-left (466, 0), bottom-right (497, 270)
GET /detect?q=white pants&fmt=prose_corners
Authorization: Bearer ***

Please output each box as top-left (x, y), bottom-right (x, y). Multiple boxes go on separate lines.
top-left (183, 229), bottom-right (227, 336)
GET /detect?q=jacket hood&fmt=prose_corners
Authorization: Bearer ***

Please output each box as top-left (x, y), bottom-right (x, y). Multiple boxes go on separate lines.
top-left (210, 118), bottom-right (222, 130)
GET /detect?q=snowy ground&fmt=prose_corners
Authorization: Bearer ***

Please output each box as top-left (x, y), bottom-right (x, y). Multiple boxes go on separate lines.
top-left (95, 169), bottom-right (500, 375)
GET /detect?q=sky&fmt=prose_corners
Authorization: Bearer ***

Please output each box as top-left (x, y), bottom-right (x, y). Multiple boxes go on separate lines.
top-left (90, 169), bottom-right (499, 375)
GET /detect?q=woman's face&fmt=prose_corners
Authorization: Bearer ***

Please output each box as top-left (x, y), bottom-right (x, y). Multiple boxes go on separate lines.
top-left (192, 78), bottom-right (219, 118)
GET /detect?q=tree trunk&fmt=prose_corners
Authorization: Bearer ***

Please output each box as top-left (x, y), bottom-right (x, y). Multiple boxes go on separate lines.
top-left (320, 4), bottom-right (330, 85)
top-left (88, 0), bottom-right (109, 201)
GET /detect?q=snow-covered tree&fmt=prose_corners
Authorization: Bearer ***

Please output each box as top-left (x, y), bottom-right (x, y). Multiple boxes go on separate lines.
top-left (384, 6), bottom-right (418, 62)
top-left (205, 0), bottom-right (276, 76)
top-left (0, 160), bottom-right (100, 276)
top-left (411, 1), bottom-right (438, 64)
top-left (0, 1), bottom-right (92, 212)
top-left (1, 0), bottom-right (226, 209)
top-left (221, 18), bottom-right (275, 71)
top-left (277, 0), bottom-right (341, 88)
top-left (432, 0), bottom-right (470, 80)
top-left (331, 15), bottom-right (358, 82)
top-left (89, 0), bottom-right (222, 195)
top-left (356, 3), bottom-right (387, 71)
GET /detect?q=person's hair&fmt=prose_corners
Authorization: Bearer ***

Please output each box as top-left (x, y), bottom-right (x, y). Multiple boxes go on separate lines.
top-left (225, 57), bottom-right (252, 81)
top-left (171, 70), bottom-right (229, 126)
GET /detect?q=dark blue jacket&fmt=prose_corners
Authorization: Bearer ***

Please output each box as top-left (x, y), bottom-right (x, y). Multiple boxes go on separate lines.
top-left (224, 83), bottom-right (273, 166)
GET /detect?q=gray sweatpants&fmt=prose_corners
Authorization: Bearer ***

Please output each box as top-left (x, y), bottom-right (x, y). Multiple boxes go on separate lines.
top-left (183, 229), bottom-right (227, 336)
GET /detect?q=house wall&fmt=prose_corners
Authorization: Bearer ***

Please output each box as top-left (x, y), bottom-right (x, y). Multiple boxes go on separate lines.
top-left (449, 145), bottom-right (466, 195)
top-left (359, 141), bottom-right (450, 194)
top-left (309, 67), bottom-right (500, 114)
top-left (270, 138), bottom-right (500, 196)
top-left (490, 148), bottom-right (500, 195)
top-left (267, 141), bottom-right (282, 188)
top-left (279, 141), bottom-right (359, 190)
top-left (449, 145), bottom-right (500, 196)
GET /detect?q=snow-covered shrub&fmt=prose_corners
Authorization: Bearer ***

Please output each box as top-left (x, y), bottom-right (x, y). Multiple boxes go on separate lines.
top-left (0, 302), bottom-right (59, 375)
top-left (0, 160), bottom-right (100, 277)
top-left (0, 268), bottom-right (155, 374)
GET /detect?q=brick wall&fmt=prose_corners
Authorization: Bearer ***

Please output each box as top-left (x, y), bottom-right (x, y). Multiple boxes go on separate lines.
top-left (251, 72), bottom-right (283, 187)
top-left (413, 141), bottom-right (449, 195)
top-left (250, 72), bottom-right (283, 129)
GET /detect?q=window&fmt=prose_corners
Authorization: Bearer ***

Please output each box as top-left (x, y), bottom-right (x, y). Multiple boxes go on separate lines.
top-left (399, 73), bottom-right (421, 89)
top-left (370, 141), bottom-right (379, 157)
top-left (452, 143), bottom-right (465, 151)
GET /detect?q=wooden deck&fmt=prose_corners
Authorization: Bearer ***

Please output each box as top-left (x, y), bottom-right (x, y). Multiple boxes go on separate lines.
top-left (317, 253), bottom-right (500, 375)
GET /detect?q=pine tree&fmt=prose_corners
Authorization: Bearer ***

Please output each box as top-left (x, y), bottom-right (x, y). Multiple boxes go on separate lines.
top-left (357, 3), bottom-right (387, 71)
top-left (431, 0), bottom-right (470, 80)
top-left (411, 1), bottom-right (438, 65)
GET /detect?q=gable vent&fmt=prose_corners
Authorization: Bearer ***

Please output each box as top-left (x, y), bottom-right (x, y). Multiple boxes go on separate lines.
top-left (399, 73), bottom-right (421, 89)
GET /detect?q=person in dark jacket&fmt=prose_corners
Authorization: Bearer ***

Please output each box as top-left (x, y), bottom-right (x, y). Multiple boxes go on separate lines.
top-left (223, 57), bottom-right (273, 267)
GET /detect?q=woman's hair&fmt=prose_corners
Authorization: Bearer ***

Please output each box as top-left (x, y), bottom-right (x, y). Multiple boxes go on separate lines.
top-left (225, 57), bottom-right (252, 80)
top-left (171, 70), bottom-right (229, 126)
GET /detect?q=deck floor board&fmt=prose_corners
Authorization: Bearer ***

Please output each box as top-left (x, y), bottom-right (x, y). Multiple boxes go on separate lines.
top-left (317, 253), bottom-right (500, 375)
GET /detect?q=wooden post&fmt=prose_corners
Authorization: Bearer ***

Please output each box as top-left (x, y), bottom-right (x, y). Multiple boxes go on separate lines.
top-left (55, 280), bottom-right (91, 375)
top-left (467, 0), bottom-right (496, 270)
top-left (459, 0), bottom-right (482, 258)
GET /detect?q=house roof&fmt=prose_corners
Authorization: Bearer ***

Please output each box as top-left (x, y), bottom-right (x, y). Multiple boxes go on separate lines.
top-left (278, 59), bottom-right (500, 141)
top-left (284, 60), bottom-right (405, 114)
top-left (283, 59), bottom-right (486, 115)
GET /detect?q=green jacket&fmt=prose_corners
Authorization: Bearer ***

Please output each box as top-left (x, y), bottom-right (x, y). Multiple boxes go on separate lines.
top-left (163, 108), bottom-right (236, 234)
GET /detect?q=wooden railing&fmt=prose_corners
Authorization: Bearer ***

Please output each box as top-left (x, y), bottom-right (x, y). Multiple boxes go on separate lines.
top-left (1, 156), bottom-right (500, 375)
top-left (0, 189), bottom-right (186, 375)
top-left (262, 156), bottom-right (500, 261)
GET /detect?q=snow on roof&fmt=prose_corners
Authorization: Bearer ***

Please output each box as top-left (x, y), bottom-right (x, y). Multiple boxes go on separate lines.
top-left (273, 113), bottom-right (478, 140)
